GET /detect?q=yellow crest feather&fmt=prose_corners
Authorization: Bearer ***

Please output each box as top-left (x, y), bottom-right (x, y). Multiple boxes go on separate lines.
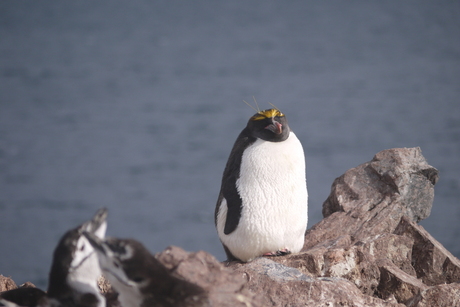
top-left (251, 108), bottom-right (284, 120)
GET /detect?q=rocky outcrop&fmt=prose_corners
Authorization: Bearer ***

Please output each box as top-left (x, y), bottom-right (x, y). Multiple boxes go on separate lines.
top-left (155, 246), bottom-right (261, 307)
top-left (394, 216), bottom-right (460, 286)
top-left (152, 147), bottom-right (459, 307)
top-left (313, 147), bottom-right (438, 250)
top-left (0, 275), bottom-right (17, 292)
top-left (406, 283), bottom-right (460, 307)
top-left (2, 147), bottom-right (459, 307)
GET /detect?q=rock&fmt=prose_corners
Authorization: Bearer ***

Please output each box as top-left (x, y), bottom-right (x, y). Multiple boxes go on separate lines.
top-left (155, 246), bottom-right (262, 307)
top-left (228, 257), bottom-right (404, 307)
top-left (98, 275), bottom-right (120, 307)
top-left (360, 234), bottom-right (416, 277)
top-left (406, 283), bottom-right (460, 307)
top-left (322, 147), bottom-right (438, 222)
top-left (304, 148), bottom-right (439, 250)
top-left (97, 275), bottom-right (111, 294)
top-left (376, 259), bottom-right (428, 304)
top-left (0, 275), bottom-right (17, 292)
top-left (304, 195), bottom-right (403, 250)
top-left (394, 216), bottom-right (460, 286)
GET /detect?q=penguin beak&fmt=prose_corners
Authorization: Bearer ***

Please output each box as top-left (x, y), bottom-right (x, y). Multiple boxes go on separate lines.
top-left (265, 119), bottom-right (283, 134)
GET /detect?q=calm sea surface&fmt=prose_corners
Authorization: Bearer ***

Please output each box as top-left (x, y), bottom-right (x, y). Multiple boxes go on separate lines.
top-left (1, 1), bottom-right (459, 288)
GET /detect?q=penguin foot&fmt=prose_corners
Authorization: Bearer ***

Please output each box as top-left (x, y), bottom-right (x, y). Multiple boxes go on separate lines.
top-left (263, 248), bottom-right (291, 257)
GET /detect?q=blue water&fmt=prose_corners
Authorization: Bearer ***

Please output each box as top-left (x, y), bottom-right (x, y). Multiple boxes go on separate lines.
top-left (1, 1), bottom-right (459, 289)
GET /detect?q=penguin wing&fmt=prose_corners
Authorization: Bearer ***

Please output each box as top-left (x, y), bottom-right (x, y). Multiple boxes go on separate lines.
top-left (216, 132), bottom-right (255, 235)
top-left (221, 177), bottom-right (242, 235)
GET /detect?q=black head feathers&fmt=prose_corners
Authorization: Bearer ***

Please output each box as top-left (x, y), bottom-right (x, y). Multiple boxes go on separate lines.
top-left (246, 108), bottom-right (290, 142)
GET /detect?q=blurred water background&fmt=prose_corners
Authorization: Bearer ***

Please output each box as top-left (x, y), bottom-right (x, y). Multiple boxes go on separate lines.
top-left (0, 1), bottom-right (459, 289)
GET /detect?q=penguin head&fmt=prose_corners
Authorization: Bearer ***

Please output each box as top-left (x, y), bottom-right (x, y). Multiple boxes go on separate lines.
top-left (246, 108), bottom-right (290, 142)
top-left (49, 208), bottom-right (108, 279)
top-left (69, 208), bottom-right (108, 272)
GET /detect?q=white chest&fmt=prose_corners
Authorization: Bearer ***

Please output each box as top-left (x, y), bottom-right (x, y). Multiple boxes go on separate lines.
top-left (237, 132), bottom-right (306, 200)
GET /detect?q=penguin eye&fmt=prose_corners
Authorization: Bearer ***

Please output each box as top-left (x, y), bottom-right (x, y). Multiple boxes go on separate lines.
top-left (80, 244), bottom-right (85, 251)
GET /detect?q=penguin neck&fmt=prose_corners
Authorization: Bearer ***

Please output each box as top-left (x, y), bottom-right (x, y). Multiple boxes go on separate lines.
top-left (239, 128), bottom-right (257, 143)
